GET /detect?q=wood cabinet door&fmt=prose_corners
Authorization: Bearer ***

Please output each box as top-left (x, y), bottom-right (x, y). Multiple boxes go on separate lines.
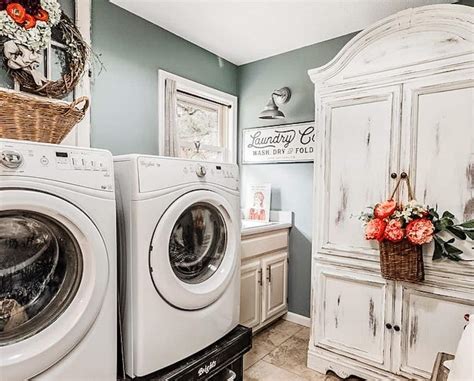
top-left (261, 252), bottom-right (288, 322)
top-left (239, 259), bottom-right (261, 329)
top-left (313, 264), bottom-right (394, 369)
top-left (314, 86), bottom-right (402, 261)
top-left (393, 284), bottom-right (474, 379)
top-left (400, 74), bottom-right (474, 274)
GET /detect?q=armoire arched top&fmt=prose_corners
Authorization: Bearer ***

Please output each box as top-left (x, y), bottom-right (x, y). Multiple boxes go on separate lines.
top-left (308, 4), bottom-right (474, 90)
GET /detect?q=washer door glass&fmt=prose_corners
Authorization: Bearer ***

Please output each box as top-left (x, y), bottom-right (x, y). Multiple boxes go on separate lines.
top-left (0, 211), bottom-right (83, 346)
top-left (169, 202), bottom-right (227, 284)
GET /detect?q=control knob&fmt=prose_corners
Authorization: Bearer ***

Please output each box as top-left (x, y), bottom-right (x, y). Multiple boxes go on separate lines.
top-left (1, 150), bottom-right (23, 169)
top-left (196, 164), bottom-right (207, 178)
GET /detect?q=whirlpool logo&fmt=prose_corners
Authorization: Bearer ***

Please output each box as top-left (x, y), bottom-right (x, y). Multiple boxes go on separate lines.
top-left (197, 360), bottom-right (216, 376)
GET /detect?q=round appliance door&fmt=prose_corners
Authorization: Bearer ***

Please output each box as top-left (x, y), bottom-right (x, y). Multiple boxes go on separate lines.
top-left (149, 190), bottom-right (238, 310)
top-left (0, 190), bottom-right (109, 381)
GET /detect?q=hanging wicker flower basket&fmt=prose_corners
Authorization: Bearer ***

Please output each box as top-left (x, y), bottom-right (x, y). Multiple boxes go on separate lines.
top-left (0, 88), bottom-right (89, 144)
top-left (357, 173), bottom-right (474, 283)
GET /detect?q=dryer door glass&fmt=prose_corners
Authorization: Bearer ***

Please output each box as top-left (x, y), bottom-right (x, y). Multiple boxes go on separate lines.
top-left (0, 211), bottom-right (83, 346)
top-left (169, 202), bottom-right (227, 284)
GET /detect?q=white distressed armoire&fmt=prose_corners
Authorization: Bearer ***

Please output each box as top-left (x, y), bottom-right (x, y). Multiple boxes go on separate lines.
top-left (308, 5), bottom-right (474, 380)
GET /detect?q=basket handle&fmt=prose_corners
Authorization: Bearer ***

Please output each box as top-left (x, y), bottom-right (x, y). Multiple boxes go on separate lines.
top-left (390, 173), bottom-right (415, 201)
top-left (69, 96), bottom-right (90, 113)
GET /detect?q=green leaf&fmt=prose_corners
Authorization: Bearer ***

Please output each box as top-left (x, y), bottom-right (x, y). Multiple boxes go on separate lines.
top-left (442, 211), bottom-right (455, 219)
top-left (432, 239), bottom-right (444, 260)
top-left (460, 220), bottom-right (474, 229)
top-left (444, 243), bottom-right (463, 255)
top-left (465, 231), bottom-right (474, 240)
top-left (447, 226), bottom-right (467, 240)
top-left (430, 209), bottom-right (440, 220)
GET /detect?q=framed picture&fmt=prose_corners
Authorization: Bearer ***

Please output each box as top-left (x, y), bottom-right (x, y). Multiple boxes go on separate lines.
top-left (241, 121), bottom-right (316, 164)
top-left (244, 184), bottom-right (271, 222)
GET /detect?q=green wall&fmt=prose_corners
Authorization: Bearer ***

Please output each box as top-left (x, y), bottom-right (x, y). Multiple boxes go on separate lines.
top-left (238, 33), bottom-right (357, 317)
top-left (90, 0), bottom-right (238, 155)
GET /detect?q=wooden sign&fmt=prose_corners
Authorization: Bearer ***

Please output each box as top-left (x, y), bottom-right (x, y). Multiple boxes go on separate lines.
top-left (242, 122), bottom-right (316, 164)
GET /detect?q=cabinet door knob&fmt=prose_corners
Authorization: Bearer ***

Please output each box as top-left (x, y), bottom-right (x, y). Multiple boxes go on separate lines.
top-left (390, 173), bottom-right (398, 179)
top-left (385, 323), bottom-right (392, 330)
top-left (400, 172), bottom-right (408, 179)
top-left (393, 325), bottom-right (400, 332)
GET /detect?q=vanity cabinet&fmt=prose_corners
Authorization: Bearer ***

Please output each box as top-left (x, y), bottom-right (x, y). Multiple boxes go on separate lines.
top-left (308, 5), bottom-right (474, 380)
top-left (240, 228), bottom-right (289, 332)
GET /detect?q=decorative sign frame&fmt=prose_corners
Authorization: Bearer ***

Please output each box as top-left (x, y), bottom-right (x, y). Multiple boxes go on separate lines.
top-left (242, 121), bottom-right (316, 164)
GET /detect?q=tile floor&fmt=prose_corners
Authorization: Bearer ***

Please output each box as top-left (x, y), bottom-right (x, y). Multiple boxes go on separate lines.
top-left (243, 319), bottom-right (345, 381)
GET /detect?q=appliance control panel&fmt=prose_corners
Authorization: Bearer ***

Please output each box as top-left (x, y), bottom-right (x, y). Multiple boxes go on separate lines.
top-left (0, 139), bottom-right (114, 192)
top-left (137, 156), bottom-right (239, 193)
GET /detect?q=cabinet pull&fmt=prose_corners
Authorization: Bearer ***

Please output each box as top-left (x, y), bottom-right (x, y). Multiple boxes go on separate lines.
top-left (267, 266), bottom-right (272, 283)
top-left (385, 323), bottom-right (392, 330)
top-left (393, 325), bottom-right (400, 332)
top-left (258, 269), bottom-right (262, 286)
top-left (390, 173), bottom-right (398, 179)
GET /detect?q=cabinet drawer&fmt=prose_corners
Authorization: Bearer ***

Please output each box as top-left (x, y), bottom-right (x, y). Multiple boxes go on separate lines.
top-left (241, 230), bottom-right (288, 260)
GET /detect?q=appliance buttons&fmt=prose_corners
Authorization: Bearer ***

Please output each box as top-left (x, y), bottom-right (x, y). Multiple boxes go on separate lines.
top-left (72, 157), bottom-right (84, 169)
top-left (40, 156), bottom-right (49, 166)
top-left (1, 150), bottom-right (23, 169)
top-left (196, 165), bottom-right (207, 178)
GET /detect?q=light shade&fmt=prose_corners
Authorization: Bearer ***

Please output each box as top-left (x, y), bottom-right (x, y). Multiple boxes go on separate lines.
top-left (259, 87), bottom-right (291, 120)
top-left (259, 97), bottom-right (285, 119)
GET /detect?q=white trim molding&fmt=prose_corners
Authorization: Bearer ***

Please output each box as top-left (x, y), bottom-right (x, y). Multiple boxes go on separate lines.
top-left (71, 0), bottom-right (92, 148)
top-left (283, 312), bottom-right (311, 328)
top-left (158, 70), bottom-right (238, 163)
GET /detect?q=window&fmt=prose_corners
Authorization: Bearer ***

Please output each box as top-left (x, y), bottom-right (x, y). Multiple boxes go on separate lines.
top-left (158, 70), bottom-right (237, 163)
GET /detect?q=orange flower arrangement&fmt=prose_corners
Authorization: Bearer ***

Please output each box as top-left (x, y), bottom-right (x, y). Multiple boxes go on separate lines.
top-left (358, 199), bottom-right (473, 261)
top-left (6, 3), bottom-right (26, 24)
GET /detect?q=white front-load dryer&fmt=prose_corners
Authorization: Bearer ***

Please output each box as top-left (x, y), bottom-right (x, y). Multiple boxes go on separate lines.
top-left (0, 139), bottom-right (116, 381)
top-left (114, 155), bottom-right (240, 378)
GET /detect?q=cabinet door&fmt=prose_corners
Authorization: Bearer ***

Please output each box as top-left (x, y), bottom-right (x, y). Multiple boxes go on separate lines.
top-left (239, 259), bottom-right (261, 329)
top-left (313, 264), bottom-right (394, 369)
top-left (315, 86), bottom-right (402, 260)
top-left (393, 284), bottom-right (474, 379)
top-left (401, 75), bottom-right (474, 267)
top-left (261, 252), bottom-right (288, 322)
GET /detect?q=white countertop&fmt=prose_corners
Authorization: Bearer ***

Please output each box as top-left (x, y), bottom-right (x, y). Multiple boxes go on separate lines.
top-left (241, 211), bottom-right (292, 237)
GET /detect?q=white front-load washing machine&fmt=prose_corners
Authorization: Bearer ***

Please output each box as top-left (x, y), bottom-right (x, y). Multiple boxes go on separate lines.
top-left (114, 155), bottom-right (240, 378)
top-left (0, 139), bottom-right (116, 381)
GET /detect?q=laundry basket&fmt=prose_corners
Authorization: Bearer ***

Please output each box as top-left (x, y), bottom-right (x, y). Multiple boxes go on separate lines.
top-left (0, 89), bottom-right (89, 144)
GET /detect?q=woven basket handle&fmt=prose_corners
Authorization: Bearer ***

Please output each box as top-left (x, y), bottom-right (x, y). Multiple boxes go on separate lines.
top-left (69, 96), bottom-right (90, 113)
top-left (390, 173), bottom-right (415, 201)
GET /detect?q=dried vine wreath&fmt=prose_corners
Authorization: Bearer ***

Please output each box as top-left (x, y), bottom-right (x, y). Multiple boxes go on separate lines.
top-left (4, 11), bottom-right (90, 98)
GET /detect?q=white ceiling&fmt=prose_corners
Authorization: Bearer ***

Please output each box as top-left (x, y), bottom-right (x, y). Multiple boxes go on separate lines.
top-left (110, 0), bottom-right (454, 65)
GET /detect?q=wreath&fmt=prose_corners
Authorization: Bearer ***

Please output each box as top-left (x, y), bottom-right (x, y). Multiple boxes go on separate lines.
top-left (0, 0), bottom-right (89, 98)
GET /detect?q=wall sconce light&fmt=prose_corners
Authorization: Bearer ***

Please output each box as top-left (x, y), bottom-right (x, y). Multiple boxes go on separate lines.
top-left (259, 87), bottom-right (291, 120)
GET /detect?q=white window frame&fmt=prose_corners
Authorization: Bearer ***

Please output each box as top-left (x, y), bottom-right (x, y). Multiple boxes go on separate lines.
top-left (158, 69), bottom-right (238, 163)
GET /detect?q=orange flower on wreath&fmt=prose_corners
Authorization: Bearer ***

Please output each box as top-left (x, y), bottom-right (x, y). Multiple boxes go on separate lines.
top-left (35, 9), bottom-right (49, 22)
top-left (23, 14), bottom-right (36, 29)
top-left (6, 3), bottom-right (26, 24)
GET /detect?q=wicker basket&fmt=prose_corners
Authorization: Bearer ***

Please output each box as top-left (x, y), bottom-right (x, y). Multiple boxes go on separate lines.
top-left (378, 174), bottom-right (425, 282)
top-left (379, 240), bottom-right (424, 282)
top-left (0, 89), bottom-right (89, 144)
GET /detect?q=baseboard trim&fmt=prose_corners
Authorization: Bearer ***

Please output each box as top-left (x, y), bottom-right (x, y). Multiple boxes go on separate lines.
top-left (283, 312), bottom-right (311, 327)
